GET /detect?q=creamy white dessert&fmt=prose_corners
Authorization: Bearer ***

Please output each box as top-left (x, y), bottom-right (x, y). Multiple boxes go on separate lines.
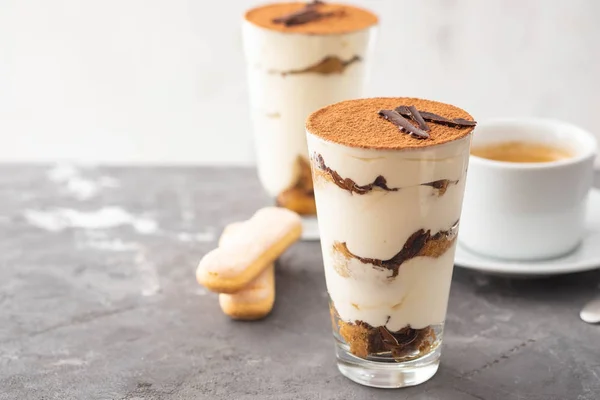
top-left (306, 97), bottom-right (475, 360)
top-left (309, 136), bottom-right (469, 331)
top-left (242, 2), bottom-right (378, 214)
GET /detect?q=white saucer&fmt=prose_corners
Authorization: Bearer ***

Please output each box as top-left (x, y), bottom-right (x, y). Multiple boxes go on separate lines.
top-left (455, 188), bottom-right (600, 277)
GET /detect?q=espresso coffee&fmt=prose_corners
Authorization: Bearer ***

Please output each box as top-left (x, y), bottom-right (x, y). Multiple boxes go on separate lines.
top-left (471, 141), bottom-right (572, 163)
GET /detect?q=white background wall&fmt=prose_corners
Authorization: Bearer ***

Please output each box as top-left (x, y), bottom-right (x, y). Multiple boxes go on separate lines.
top-left (1, 0), bottom-right (599, 165)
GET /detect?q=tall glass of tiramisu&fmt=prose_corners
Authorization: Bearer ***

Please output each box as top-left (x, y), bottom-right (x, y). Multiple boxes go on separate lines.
top-left (242, 1), bottom-right (378, 238)
top-left (306, 98), bottom-right (476, 388)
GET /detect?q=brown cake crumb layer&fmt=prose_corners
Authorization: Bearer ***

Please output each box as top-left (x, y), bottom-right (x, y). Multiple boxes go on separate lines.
top-left (338, 319), bottom-right (436, 360)
top-left (245, 2), bottom-right (378, 35)
top-left (276, 156), bottom-right (316, 215)
top-left (331, 242), bottom-right (352, 277)
top-left (306, 97), bottom-right (475, 150)
top-left (332, 222), bottom-right (458, 278)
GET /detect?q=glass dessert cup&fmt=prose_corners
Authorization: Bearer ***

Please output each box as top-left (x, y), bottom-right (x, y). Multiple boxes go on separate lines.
top-left (241, 2), bottom-right (378, 240)
top-left (306, 97), bottom-right (474, 388)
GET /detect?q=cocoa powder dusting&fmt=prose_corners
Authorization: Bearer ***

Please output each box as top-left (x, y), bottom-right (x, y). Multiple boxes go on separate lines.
top-left (245, 2), bottom-right (377, 35)
top-left (306, 97), bottom-right (475, 150)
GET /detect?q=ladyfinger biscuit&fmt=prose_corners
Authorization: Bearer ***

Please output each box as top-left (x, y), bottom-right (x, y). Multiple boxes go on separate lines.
top-left (219, 265), bottom-right (275, 320)
top-left (218, 222), bottom-right (275, 320)
top-left (196, 207), bottom-right (301, 293)
top-left (219, 222), bottom-right (275, 320)
top-left (218, 221), bottom-right (244, 247)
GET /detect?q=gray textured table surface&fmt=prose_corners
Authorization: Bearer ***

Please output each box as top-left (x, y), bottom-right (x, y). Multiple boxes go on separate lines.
top-left (1, 166), bottom-right (599, 400)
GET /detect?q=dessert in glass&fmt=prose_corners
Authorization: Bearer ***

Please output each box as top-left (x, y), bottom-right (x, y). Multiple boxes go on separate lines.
top-left (306, 97), bottom-right (476, 388)
top-left (242, 1), bottom-right (378, 238)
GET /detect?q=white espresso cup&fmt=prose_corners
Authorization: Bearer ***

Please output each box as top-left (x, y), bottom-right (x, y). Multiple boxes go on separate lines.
top-left (460, 118), bottom-right (597, 260)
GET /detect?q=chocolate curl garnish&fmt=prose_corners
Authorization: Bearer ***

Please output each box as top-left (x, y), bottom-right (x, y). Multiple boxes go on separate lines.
top-left (395, 106), bottom-right (477, 128)
top-left (272, 1), bottom-right (336, 27)
top-left (395, 105), bottom-right (431, 131)
top-left (408, 106), bottom-right (430, 131)
top-left (378, 110), bottom-right (430, 139)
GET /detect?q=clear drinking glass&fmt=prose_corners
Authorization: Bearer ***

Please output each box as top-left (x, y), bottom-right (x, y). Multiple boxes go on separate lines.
top-left (306, 98), bottom-right (473, 388)
top-left (241, 3), bottom-right (378, 239)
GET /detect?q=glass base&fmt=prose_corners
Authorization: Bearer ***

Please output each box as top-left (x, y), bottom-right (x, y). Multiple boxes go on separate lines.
top-left (301, 216), bottom-right (320, 241)
top-left (335, 340), bottom-right (441, 388)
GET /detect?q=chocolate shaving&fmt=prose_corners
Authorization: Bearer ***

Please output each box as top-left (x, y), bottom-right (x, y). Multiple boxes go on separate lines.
top-left (395, 105), bottom-right (430, 130)
top-left (394, 105), bottom-right (411, 116)
top-left (312, 153), bottom-right (399, 194)
top-left (378, 109), bottom-right (430, 139)
top-left (394, 107), bottom-right (477, 128)
top-left (272, 1), bottom-right (336, 27)
top-left (333, 222), bottom-right (458, 278)
top-left (408, 106), bottom-right (430, 131)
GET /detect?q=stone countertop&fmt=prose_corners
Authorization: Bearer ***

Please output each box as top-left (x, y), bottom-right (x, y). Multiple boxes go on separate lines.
top-left (0, 166), bottom-right (599, 400)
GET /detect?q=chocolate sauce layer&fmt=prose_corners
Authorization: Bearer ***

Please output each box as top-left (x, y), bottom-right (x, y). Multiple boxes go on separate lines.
top-left (273, 55), bottom-right (361, 77)
top-left (312, 153), bottom-right (459, 197)
top-left (422, 179), bottom-right (459, 197)
top-left (333, 222), bottom-right (458, 278)
top-left (312, 153), bottom-right (398, 194)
